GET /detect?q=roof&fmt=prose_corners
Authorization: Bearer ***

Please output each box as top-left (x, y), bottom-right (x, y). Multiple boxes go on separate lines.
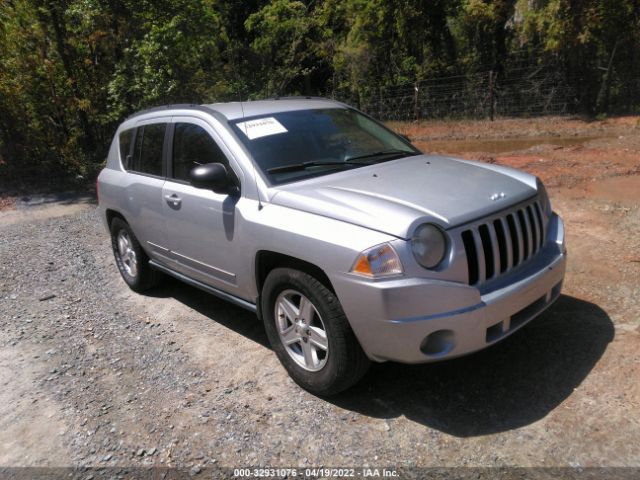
top-left (123, 97), bottom-right (347, 123)
top-left (205, 97), bottom-right (346, 121)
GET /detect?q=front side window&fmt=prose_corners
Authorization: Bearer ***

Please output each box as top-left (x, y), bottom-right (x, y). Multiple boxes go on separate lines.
top-left (171, 123), bottom-right (229, 181)
top-left (230, 108), bottom-right (418, 185)
top-left (130, 123), bottom-right (166, 176)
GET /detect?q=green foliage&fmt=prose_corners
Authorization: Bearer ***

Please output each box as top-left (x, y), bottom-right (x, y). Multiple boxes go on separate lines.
top-left (245, 0), bottom-right (317, 96)
top-left (515, 0), bottom-right (640, 112)
top-left (108, 2), bottom-right (229, 118)
top-left (0, 0), bottom-right (639, 181)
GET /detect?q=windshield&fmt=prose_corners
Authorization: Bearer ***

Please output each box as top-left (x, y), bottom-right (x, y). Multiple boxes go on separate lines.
top-left (230, 108), bottom-right (419, 185)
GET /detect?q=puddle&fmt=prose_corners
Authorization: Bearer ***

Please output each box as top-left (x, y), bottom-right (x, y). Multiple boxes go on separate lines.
top-left (416, 136), bottom-right (602, 155)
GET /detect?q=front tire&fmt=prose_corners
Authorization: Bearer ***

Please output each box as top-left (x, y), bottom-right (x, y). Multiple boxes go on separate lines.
top-left (110, 217), bottom-right (161, 292)
top-left (261, 268), bottom-right (370, 395)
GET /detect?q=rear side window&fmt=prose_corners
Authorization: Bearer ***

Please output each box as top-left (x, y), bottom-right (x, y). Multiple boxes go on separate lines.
top-left (119, 129), bottom-right (134, 167)
top-left (171, 123), bottom-right (229, 181)
top-left (130, 123), bottom-right (166, 176)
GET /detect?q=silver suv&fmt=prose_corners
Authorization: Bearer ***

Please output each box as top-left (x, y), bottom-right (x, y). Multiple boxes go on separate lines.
top-left (98, 98), bottom-right (566, 395)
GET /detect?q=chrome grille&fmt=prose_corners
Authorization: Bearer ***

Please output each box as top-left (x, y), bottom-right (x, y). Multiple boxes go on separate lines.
top-left (461, 200), bottom-right (546, 285)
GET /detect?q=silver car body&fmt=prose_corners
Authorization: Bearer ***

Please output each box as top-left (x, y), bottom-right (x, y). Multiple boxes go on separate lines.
top-left (98, 99), bottom-right (566, 363)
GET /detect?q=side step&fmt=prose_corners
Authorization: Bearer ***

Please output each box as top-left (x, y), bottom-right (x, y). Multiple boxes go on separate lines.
top-left (149, 260), bottom-right (257, 314)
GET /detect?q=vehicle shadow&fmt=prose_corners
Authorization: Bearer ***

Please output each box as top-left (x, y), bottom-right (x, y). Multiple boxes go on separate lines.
top-left (145, 283), bottom-right (613, 437)
top-left (329, 294), bottom-right (614, 437)
top-left (147, 277), bottom-right (271, 349)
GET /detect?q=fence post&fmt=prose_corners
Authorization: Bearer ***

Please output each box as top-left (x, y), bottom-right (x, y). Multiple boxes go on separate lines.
top-left (413, 80), bottom-right (420, 122)
top-left (488, 70), bottom-right (495, 121)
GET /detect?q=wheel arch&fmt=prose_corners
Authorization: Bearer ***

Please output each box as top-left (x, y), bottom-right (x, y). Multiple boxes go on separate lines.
top-left (255, 250), bottom-right (336, 299)
top-left (105, 208), bottom-right (127, 228)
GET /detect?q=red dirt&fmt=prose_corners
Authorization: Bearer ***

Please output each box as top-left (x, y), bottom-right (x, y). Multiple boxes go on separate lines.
top-left (0, 196), bottom-right (15, 211)
top-left (396, 116), bottom-right (640, 192)
top-left (393, 115), bottom-right (640, 333)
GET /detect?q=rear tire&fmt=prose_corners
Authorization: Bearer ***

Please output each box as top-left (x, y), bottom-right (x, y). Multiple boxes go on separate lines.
top-left (110, 217), bottom-right (161, 292)
top-left (261, 268), bottom-right (370, 395)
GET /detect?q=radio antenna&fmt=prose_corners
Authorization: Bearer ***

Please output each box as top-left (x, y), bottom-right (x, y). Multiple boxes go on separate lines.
top-left (238, 84), bottom-right (263, 211)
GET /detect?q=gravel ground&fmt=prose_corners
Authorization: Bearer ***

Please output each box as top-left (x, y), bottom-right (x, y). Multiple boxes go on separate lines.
top-left (1, 125), bottom-right (639, 477)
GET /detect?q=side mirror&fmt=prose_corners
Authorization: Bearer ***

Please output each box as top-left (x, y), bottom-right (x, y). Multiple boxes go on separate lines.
top-left (190, 163), bottom-right (236, 194)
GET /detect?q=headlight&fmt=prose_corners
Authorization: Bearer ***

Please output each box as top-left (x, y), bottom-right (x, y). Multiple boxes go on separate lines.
top-left (350, 243), bottom-right (403, 278)
top-left (537, 178), bottom-right (551, 216)
top-left (411, 223), bottom-right (448, 269)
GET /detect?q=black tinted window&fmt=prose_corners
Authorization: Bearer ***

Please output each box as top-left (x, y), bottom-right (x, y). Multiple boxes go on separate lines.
top-left (119, 129), bottom-right (134, 167)
top-left (131, 123), bottom-right (166, 176)
top-left (172, 123), bottom-right (228, 181)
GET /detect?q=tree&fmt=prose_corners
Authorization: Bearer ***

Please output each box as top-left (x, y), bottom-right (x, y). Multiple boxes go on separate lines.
top-left (1, 0), bottom-right (639, 184)
top-left (514, 0), bottom-right (640, 113)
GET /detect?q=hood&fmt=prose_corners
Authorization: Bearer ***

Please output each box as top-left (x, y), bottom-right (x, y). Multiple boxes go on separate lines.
top-left (269, 154), bottom-right (538, 239)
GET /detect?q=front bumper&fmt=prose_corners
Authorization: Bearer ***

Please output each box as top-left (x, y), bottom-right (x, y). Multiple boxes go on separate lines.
top-left (333, 214), bottom-right (566, 363)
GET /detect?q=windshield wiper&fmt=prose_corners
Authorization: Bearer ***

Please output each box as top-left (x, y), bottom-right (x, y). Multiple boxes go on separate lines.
top-left (266, 150), bottom-right (417, 174)
top-left (266, 161), bottom-right (369, 174)
top-left (344, 149), bottom-right (417, 162)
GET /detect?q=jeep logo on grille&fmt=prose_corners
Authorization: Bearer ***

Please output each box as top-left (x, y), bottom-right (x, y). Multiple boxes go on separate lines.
top-left (490, 192), bottom-right (506, 201)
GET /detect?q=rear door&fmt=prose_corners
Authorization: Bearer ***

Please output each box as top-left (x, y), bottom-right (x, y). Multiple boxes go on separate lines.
top-left (122, 118), bottom-right (170, 258)
top-left (161, 117), bottom-right (244, 294)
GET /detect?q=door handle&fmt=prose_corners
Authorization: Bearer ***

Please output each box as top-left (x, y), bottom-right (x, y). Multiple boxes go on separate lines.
top-left (164, 194), bottom-right (182, 206)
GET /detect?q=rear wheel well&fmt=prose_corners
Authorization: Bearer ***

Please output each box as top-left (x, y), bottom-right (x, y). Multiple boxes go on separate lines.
top-left (255, 251), bottom-right (335, 297)
top-left (106, 209), bottom-right (126, 228)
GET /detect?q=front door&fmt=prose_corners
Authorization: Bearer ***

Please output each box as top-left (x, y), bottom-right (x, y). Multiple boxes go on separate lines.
top-left (161, 117), bottom-right (243, 294)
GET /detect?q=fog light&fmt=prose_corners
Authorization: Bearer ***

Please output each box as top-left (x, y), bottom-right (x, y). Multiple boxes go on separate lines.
top-left (420, 330), bottom-right (455, 356)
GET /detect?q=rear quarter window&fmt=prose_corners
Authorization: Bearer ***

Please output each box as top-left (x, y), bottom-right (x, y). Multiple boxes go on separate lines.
top-left (119, 129), bottom-right (134, 168)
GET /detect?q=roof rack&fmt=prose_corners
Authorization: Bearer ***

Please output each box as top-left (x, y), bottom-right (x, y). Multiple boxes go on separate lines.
top-left (122, 97), bottom-right (340, 123)
top-left (124, 103), bottom-right (208, 121)
top-left (270, 95), bottom-right (330, 101)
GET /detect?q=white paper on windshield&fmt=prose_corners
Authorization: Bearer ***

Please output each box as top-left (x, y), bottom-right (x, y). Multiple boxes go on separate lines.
top-left (236, 117), bottom-right (287, 140)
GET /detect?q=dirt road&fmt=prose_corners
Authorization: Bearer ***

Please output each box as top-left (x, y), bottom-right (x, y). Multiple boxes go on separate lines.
top-left (0, 117), bottom-right (639, 475)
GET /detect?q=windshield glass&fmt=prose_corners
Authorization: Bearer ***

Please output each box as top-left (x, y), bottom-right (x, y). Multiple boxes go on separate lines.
top-left (230, 108), bottom-right (418, 185)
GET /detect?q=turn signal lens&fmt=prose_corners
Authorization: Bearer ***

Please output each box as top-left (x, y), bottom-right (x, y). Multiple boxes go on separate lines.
top-left (351, 244), bottom-right (403, 278)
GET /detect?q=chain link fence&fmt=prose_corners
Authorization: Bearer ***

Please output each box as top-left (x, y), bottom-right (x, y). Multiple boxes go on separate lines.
top-left (329, 61), bottom-right (639, 121)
